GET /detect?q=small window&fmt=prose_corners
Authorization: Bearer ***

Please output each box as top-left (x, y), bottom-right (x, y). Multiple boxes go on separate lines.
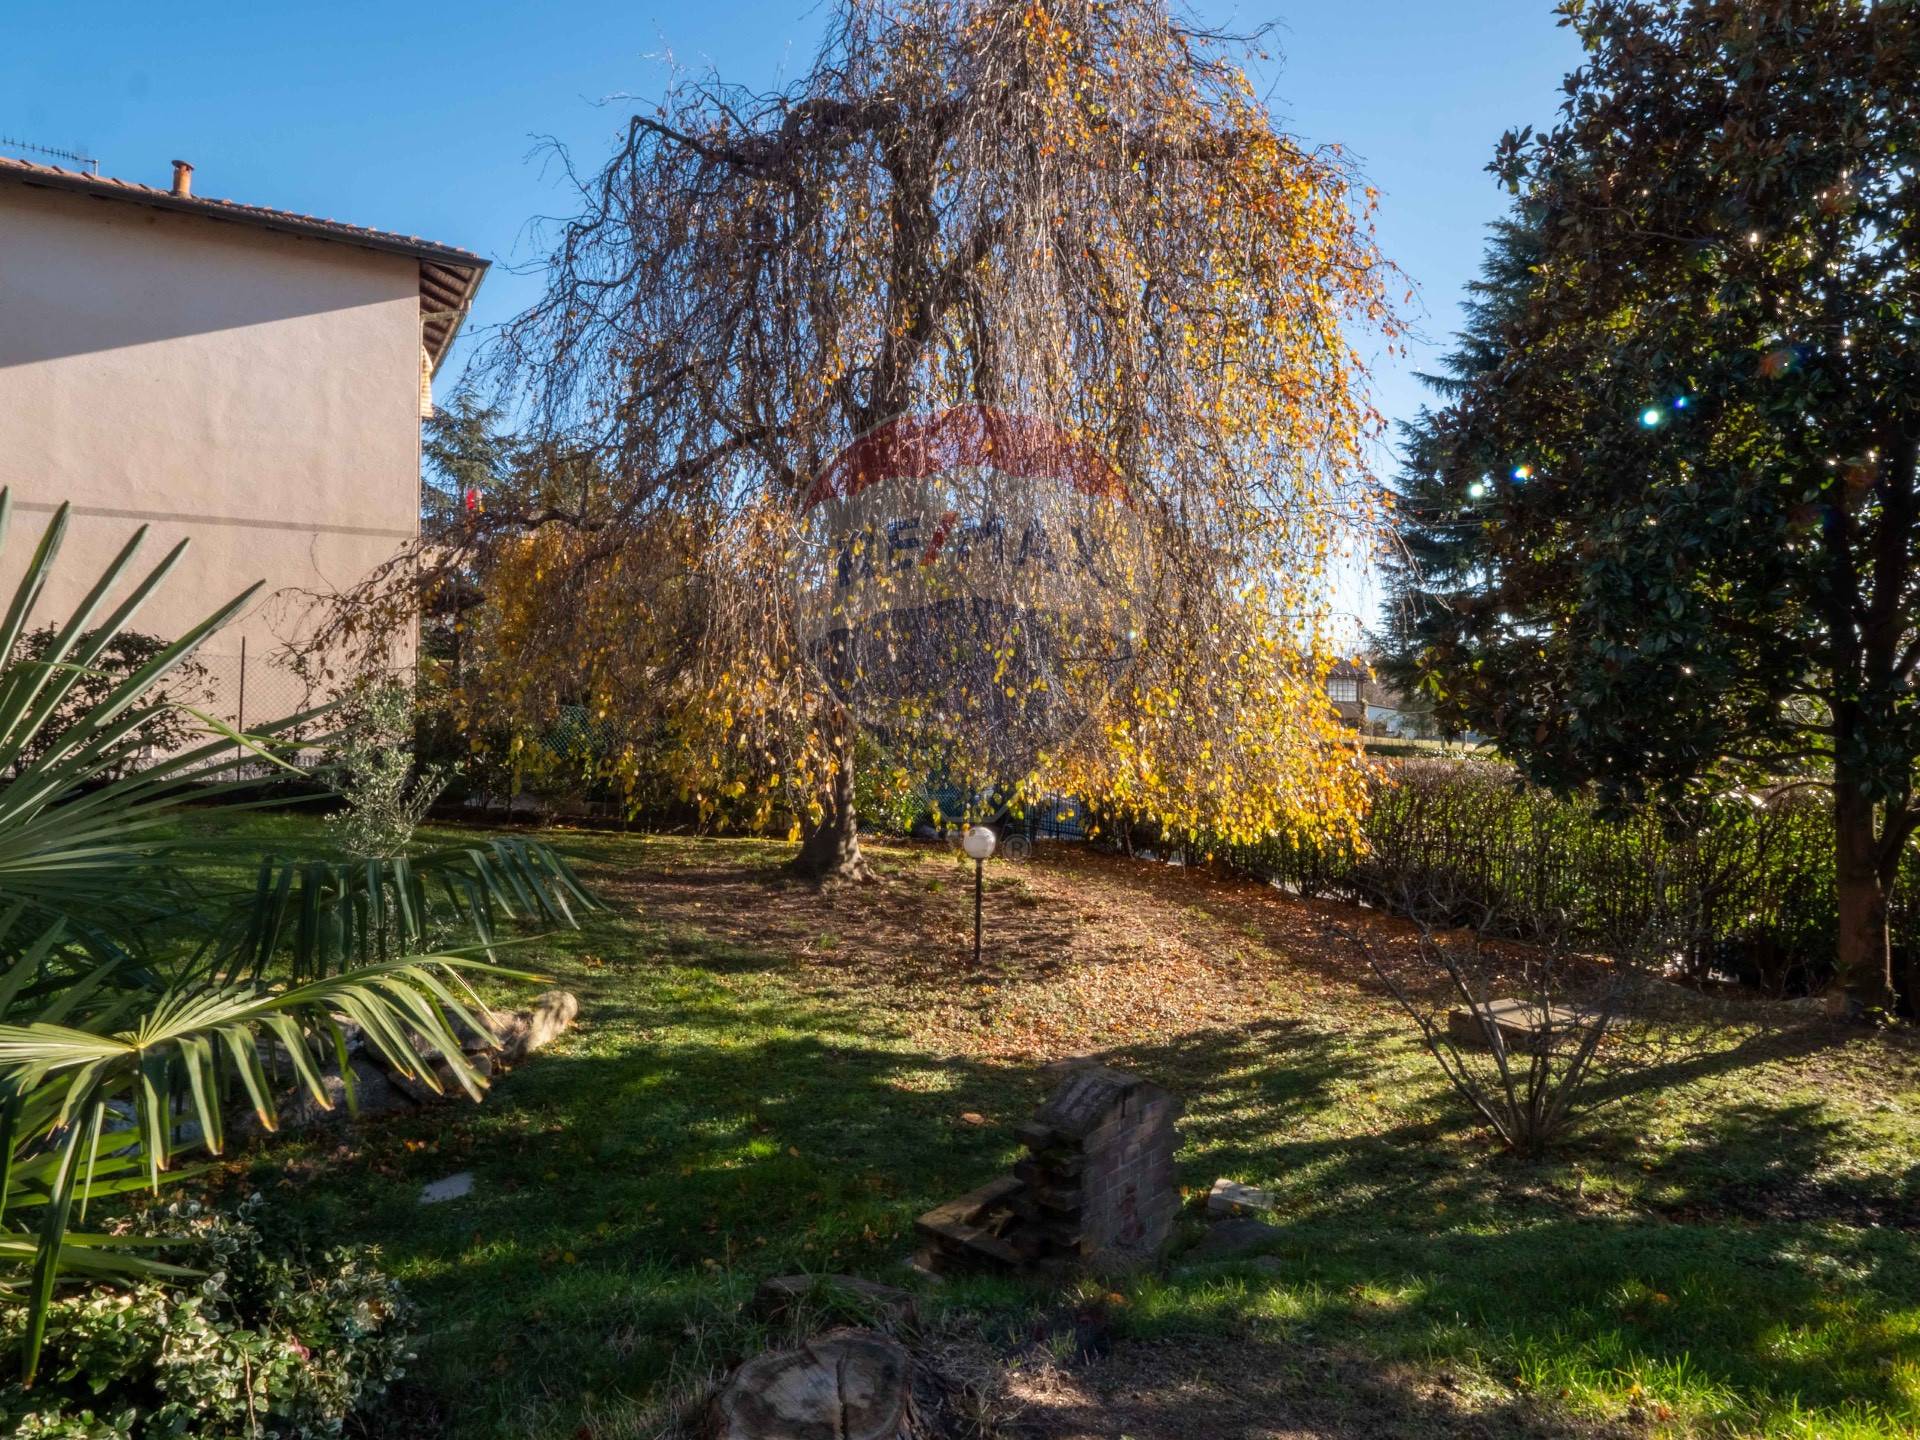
top-left (1328, 676), bottom-right (1359, 704)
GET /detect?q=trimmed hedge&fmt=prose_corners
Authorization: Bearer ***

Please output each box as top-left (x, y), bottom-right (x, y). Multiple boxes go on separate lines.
top-left (1216, 759), bottom-right (1916, 1002)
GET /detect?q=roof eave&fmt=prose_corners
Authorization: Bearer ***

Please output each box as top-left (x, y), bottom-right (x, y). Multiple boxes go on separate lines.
top-left (0, 163), bottom-right (484, 269)
top-left (420, 258), bottom-right (487, 375)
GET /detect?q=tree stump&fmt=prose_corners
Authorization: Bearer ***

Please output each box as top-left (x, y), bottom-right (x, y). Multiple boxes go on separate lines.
top-left (707, 1331), bottom-right (915, 1440)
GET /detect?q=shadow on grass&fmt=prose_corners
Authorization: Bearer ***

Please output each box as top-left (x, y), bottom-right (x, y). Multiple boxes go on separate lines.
top-left (217, 830), bottom-right (1920, 1440)
top-left (1655, 1097), bottom-right (1920, 1227)
top-left (256, 994), bottom-right (1035, 1434)
top-left (1579, 1023), bottom-right (1831, 1109)
top-left (253, 983), bottom-right (1920, 1440)
top-left (1147, 1204), bottom-right (1920, 1432)
top-left (1014, 1331), bottom-right (1632, 1439)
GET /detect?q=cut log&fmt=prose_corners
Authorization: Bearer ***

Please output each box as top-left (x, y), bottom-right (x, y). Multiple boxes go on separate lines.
top-left (707, 1331), bottom-right (915, 1440)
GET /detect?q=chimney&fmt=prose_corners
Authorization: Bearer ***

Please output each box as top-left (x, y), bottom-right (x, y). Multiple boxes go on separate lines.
top-left (170, 160), bottom-right (193, 198)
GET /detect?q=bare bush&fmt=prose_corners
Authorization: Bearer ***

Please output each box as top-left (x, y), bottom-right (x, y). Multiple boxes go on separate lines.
top-left (1345, 876), bottom-right (1728, 1156)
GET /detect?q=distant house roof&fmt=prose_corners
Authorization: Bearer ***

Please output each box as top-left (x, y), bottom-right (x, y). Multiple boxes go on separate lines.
top-left (0, 155), bottom-right (487, 373)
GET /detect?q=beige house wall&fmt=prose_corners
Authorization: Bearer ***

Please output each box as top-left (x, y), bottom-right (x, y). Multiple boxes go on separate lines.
top-left (0, 183), bottom-right (423, 720)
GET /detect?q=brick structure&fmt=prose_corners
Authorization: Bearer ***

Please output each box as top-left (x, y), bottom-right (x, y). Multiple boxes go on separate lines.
top-left (915, 1065), bottom-right (1181, 1275)
top-left (1016, 1065), bottom-right (1181, 1266)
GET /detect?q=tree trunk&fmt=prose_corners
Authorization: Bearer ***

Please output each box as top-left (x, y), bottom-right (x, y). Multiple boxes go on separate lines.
top-left (1833, 783), bottom-right (1897, 1019)
top-left (790, 724), bottom-right (870, 882)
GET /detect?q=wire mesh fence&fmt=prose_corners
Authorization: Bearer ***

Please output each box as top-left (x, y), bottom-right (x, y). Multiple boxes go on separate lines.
top-left (175, 644), bottom-right (329, 782)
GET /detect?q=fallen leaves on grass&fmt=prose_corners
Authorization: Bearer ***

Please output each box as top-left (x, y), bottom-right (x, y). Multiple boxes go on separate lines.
top-left (595, 842), bottom-right (1421, 1064)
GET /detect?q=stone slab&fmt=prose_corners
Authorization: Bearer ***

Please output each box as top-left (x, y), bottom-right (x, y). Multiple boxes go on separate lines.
top-left (418, 1171), bottom-right (475, 1205)
top-left (914, 1174), bottom-right (1022, 1234)
top-left (1447, 998), bottom-right (1603, 1055)
top-left (1207, 1178), bottom-right (1275, 1215)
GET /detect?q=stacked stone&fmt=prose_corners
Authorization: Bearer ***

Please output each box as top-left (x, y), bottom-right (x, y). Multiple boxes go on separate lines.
top-left (1011, 1064), bottom-right (1181, 1270)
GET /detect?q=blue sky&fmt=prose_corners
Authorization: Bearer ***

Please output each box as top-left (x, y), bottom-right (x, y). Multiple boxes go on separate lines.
top-left (7, 1), bottom-right (1584, 624)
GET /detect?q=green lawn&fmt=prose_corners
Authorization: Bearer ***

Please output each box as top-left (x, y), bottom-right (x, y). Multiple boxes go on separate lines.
top-left (176, 812), bottom-right (1920, 1439)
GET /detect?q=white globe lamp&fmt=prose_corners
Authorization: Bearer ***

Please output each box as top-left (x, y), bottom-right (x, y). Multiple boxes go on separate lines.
top-left (962, 825), bottom-right (997, 965)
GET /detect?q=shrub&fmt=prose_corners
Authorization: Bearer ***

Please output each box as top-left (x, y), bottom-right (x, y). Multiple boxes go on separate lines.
top-left (1, 1197), bottom-right (414, 1439)
top-left (0, 491), bottom-right (592, 1384)
top-left (325, 678), bottom-right (450, 859)
top-left (5, 626), bottom-right (212, 777)
top-left (1343, 876), bottom-right (1717, 1154)
top-left (1212, 759), bottom-right (1900, 1002)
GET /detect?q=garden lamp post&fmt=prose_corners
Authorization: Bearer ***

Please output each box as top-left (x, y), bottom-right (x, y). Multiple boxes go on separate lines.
top-left (963, 824), bottom-right (997, 966)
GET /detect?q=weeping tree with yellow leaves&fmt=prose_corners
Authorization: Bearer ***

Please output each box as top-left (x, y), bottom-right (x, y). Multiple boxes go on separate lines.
top-left (383, 0), bottom-right (1398, 879)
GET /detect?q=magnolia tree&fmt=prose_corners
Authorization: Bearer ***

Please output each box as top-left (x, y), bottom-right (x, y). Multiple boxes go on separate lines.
top-left (345, 0), bottom-right (1398, 878)
top-left (1383, 0), bottom-right (1920, 1015)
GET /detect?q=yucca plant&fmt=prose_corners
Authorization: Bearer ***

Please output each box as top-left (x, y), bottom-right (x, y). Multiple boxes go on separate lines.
top-left (0, 490), bottom-right (588, 1382)
top-left (0, 500), bottom-right (310, 974)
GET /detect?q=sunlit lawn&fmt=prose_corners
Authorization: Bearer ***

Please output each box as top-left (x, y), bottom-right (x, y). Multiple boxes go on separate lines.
top-left (175, 812), bottom-right (1920, 1440)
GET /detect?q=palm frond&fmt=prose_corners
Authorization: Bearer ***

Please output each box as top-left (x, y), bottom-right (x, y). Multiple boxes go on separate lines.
top-left (215, 837), bottom-right (601, 984)
top-left (1, 951), bottom-right (533, 1378)
top-left (0, 491), bottom-right (601, 1382)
